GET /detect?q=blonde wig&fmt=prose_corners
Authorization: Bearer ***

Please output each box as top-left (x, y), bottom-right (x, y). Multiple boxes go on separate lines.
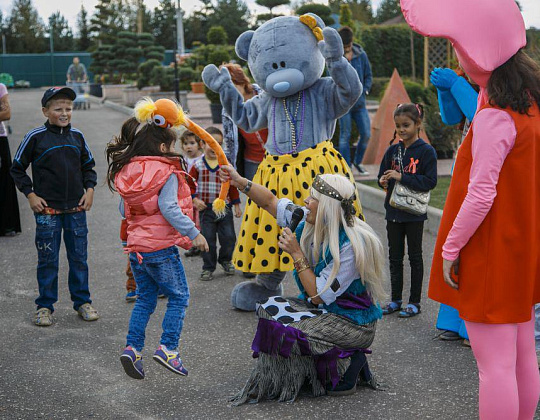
top-left (299, 174), bottom-right (387, 303)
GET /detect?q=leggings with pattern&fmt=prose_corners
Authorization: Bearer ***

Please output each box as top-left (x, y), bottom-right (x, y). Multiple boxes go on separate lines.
top-left (465, 309), bottom-right (540, 419)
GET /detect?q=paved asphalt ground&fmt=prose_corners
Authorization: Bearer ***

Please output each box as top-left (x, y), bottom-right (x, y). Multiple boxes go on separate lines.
top-left (2, 89), bottom-right (538, 420)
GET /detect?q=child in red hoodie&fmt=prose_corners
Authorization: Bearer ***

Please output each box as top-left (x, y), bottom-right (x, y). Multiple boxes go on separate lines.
top-left (106, 115), bottom-right (208, 380)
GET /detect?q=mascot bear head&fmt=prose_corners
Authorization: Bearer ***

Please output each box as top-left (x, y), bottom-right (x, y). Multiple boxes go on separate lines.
top-left (235, 14), bottom-right (326, 98)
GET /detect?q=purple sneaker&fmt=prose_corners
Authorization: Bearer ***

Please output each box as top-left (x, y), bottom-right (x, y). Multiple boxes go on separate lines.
top-left (153, 345), bottom-right (188, 376)
top-left (120, 346), bottom-right (145, 379)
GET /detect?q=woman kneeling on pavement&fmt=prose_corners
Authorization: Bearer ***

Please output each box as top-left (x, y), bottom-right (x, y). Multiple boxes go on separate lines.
top-left (220, 165), bottom-right (386, 404)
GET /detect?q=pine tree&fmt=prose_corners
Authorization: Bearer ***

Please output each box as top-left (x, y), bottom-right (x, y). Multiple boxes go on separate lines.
top-left (151, 0), bottom-right (176, 49)
top-left (77, 5), bottom-right (92, 51)
top-left (90, 0), bottom-right (121, 46)
top-left (340, 4), bottom-right (354, 28)
top-left (255, 0), bottom-right (290, 17)
top-left (375, 0), bottom-right (401, 24)
top-left (48, 12), bottom-right (74, 51)
top-left (209, 0), bottom-right (250, 45)
top-left (6, 0), bottom-right (47, 53)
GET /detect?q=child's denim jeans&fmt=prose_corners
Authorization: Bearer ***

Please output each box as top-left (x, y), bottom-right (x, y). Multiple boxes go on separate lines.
top-left (200, 207), bottom-right (236, 272)
top-left (126, 246), bottom-right (189, 352)
top-left (34, 211), bottom-right (91, 312)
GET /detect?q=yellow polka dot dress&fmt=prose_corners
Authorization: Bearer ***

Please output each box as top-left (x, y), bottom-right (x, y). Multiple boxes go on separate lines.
top-left (233, 140), bottom-right (364, 274)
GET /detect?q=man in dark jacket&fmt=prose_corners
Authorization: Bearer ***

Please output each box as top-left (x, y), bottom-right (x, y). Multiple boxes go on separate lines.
top-left (338, 26), bottom-right (373, 175)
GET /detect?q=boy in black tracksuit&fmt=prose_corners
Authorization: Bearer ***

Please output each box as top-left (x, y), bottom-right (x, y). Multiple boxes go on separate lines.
top-left (378, 137), bottom-right (437, 318)
top-left (10, 87), bottom-right (99, 326)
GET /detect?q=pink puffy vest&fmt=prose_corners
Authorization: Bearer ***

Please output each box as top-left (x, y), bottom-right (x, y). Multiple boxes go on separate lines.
top-left (115, 156), bottom-right (194, 253)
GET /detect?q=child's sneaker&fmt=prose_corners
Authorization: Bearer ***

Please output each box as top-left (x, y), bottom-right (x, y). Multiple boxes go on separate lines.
top-left (200, 270), bottom-right (213, 281)
top-left (120, 346), bottom-right (145, 379)
top-left (125, 290), bottom-right (137, 302)
top-left (221, 261), bottom-right (235, 276)
top-left (35, 308), bottom-right (53, 326)
top-left (153, 345), bottom-right (188, 376)
top-left (77, 303), bottom-right (100, 321)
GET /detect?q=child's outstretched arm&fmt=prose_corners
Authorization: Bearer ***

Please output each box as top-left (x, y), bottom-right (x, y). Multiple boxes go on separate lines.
top-left (219, 165), bottom-right (278, 219)
top-left (158, 175), bottom-right (209, 252)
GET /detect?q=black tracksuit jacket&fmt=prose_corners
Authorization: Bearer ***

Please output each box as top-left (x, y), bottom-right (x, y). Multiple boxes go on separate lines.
top-left (10, 121), bottom-right (97, 210)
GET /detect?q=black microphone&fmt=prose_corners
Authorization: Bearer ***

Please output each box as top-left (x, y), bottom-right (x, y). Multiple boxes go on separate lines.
top-left (289, 207), bottom-right (305, 233)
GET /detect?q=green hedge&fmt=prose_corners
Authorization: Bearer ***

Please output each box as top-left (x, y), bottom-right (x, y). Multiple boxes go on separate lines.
top-left (357, 24), bottom-right (424, 78)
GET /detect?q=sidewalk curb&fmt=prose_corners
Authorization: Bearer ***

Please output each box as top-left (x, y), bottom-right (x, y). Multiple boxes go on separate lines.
top-left (89, 95), bottom-right (133, 115)
top-left (356, 182), bottom-right (443, 235)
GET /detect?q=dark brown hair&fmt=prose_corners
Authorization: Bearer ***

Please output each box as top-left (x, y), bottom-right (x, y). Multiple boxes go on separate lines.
top-left (206, 126), bottom-right (223, 139)
top-left (487, 49), bottom-right (540, 115)
top-left (180, 131), bottom-right (201, 145)
top-left (338, 26), bottom-right (354, 45)
top-left (106, 117), bottom-right (184, 192)
top-left (390, 103), bottom-right (424, 144)
top-left (223, 63), bottom-right (253, 96)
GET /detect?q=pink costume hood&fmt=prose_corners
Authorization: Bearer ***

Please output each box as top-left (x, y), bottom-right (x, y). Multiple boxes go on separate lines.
top-left (400, 0), bottom-right (526, 89)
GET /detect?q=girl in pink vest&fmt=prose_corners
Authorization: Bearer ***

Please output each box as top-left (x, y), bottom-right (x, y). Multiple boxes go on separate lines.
top-left (106, 116), bottom-right (209, 380)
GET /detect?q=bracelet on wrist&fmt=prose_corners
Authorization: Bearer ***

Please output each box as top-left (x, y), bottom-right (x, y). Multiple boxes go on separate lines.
top-left (241, 179), bottom-right (252, 194)
top-left (293, 256), bottom-right (310, 273)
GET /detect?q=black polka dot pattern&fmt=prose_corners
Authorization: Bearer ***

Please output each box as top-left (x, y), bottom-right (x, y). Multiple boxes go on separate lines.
top-left (232, 141), bottom-right (362, 274)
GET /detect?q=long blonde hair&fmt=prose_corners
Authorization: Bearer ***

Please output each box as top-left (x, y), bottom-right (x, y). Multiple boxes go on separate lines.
top-left (299, 174), bottom-right (387, 303)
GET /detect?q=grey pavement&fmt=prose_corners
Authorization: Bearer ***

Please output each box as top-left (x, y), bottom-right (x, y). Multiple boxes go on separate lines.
top-left (0, 89), bottom-right (535, 420)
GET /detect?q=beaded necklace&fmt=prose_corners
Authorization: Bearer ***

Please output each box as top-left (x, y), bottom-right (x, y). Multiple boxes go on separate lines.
top-left (271, 90), bottom-right (305, 154)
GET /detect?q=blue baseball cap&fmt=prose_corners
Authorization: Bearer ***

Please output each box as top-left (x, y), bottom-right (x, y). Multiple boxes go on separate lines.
top-left (41, 86), bottom-right (76, 107)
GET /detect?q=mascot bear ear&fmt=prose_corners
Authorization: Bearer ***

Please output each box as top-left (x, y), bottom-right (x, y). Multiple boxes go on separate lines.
top-left (304, 13), bottom-right (325, 29)
top-left (235, 30), bottom-right (255, 61)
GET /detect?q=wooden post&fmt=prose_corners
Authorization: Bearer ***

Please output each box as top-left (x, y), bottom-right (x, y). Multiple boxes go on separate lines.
top-left (423, 37), bottom-right (429, 87)
top-left (410, 31), bottom-right (416, 81)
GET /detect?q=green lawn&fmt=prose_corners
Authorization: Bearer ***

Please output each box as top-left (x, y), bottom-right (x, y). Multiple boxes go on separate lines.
top-left (359, 176), bottom-right (452, 210)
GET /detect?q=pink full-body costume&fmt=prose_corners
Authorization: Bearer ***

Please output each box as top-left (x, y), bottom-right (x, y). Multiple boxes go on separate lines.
top-left (401, 0), bottom-right (540, 418)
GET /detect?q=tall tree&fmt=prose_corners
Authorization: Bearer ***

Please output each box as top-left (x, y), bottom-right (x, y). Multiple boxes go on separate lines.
top-left (209, 0), bottom-right (250, 45)
top-left (340, 4), bottom-right (354, 28)
top-left (6, 0), bottom-right (47, 53)
top-left (255, 0), bottom-right (290, 17)
top-left (77, 5), bottom-right (92, 51)
top-left (151, 0), bottom-right (176, 49)
top-left (375, 0), bottom-right (401, 24)
top-left (48, 12), bottom-right (74, 51)
top-left (90, 0), bottom-right (120, 45)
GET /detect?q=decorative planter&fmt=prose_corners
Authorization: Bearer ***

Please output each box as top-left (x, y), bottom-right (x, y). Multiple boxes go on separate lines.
top-left (102, 84), bottom-right (131, 102)
top-left (122, 86), bottom-right (141, 107)
top-left (149, 91), bottom-right (189, 112)
top-left (190, 82), bottom-right (205, 94)
top-left (89, 83), bottom-right (102, 98)
top-left (210, 103), bottom-right (223, 124)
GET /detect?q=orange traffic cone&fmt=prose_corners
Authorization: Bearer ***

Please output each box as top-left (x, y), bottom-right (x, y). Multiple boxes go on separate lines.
top-left (362, 69), bottom-right (429, 165)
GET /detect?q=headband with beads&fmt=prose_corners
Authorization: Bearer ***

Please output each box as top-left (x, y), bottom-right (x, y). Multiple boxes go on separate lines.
top-left (312, 175), bottom-right (357, 227)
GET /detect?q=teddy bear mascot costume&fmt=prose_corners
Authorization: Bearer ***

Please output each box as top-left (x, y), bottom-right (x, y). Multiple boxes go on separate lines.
top-left (402, 0), bottom-right (540, 418)
top-left (203, 14), bottom-right (364, 311)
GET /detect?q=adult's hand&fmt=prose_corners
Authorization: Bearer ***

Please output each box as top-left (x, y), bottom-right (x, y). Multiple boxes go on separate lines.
top-left (442, 257), bottom-right (460, 289)
top-left (219, 165), bottom-right (245, 190)
top-left (278, 227), bottom-right (302, 259)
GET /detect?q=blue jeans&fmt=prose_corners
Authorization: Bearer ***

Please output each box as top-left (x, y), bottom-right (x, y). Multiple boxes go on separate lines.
top-left (34, 211), bottom-right (91, 312)
top-left (126, 246), bottom-right (189, 351)
top-left (338, 104), bottom-right (371, 166)
top-left (200, 207), bottom-right (236, 272)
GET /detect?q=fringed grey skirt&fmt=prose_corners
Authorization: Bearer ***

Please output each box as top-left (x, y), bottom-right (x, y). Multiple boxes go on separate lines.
top-left (230, 296), bottom-right (376, 405)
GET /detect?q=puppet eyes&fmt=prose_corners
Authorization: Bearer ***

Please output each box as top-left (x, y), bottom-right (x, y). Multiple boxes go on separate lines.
top-left (153, 115), bottom-right (166, 126)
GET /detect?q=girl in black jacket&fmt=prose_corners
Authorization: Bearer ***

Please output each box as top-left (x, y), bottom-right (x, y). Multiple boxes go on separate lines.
top-left (378, 103), bottom-right (437, 318)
